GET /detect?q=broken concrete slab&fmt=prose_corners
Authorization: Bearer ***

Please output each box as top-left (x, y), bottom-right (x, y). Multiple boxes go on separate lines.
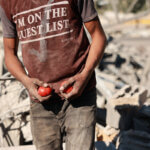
top-left (106, 102), bottom-right (134, 130)
top-left (0, 145), bottom-right (36, 150)
top-left (21, 121), bottom-right (32, 143)
top-left (117, 130), bottom-right (150, 150)
top-left (95, 141), bottom-right (116, 150)
top-left (96, 108), bottom-right (106, 126)
top-left (0, 144), bottom-right (66, 150)
top-left (111, 85), bottom-right (148, 107)
top-left (137, 105), bottom-right (150, 117)
top-left (106, 85), bottom-right (148, 129)
top-left (133, 118), bottom-right (150, 133)
top-left (0, 119), bottom-right (20, 147)
top-left (96, 124), bottom-right (119, 143)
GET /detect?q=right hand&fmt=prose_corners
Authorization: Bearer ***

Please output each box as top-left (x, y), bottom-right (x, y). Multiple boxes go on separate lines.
top-left (23, 77), bottom-right (52, 102)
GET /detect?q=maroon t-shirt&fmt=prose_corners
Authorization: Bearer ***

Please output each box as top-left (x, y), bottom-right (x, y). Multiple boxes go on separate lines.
top-left (0, 0), bottom-right (98, 98)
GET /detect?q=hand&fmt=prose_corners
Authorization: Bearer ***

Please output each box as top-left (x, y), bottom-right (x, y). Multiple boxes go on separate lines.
top-left (23, 77), bottom-right (52, 102)
top-left (59, 71), bottom-right (92, 100)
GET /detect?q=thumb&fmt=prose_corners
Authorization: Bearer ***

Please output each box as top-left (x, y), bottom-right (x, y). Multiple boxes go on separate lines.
top-left (60, 78), bottom-right (75, 92)
top-left (33, 78), bottom-right (43, 87)
top-left (43, 83), bottom-right (49, 87)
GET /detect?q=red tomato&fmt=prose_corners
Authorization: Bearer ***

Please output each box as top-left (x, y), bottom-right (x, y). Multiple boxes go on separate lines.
top-left (61, 81), bottom-right (73, 94)
top-left (38, 86), bottom-right (52, 97)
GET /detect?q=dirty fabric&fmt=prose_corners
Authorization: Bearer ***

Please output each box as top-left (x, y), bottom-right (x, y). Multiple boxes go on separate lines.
top-left (30, 87), bottom-right (97, 150)
top-left (0, 0), bottom-right (97, 96)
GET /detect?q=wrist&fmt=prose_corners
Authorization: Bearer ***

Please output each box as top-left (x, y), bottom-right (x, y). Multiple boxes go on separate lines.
top-left (82, 67), bottom-right (93, 76)
top-left (81, 67), bottom-right (93, 79)
top-left (20, 75), bottom-right (31, 88)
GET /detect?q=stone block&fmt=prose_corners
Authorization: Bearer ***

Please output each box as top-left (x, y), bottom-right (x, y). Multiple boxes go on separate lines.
top-left (117, 130), bottom-right (150, 150)
top-left (133, 118), bottom-right (150, 133)
top-left (106, 101), bottom-right (134, 129)
top-left (106, 85), bottom-right (148, 129)
top-left (0, 119), bottom-right (20, 147)
top-left (111, 85), bottom-right (148, 108)
top-left (95, 141), bottom-right (116, 150)
top-left (96, 124), bottom-right (119, 143)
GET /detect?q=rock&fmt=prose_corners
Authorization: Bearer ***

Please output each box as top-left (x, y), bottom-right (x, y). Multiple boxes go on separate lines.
top-left (137, 105), bottom-right (150, 117)
top-left (133, 105), bottom-right (150, 133)
top-left (96, 124), bottom-right (119, 143)
top-left (106, 100), bottom-right (135, 130)
top-left (106, 85), bottom-right (148, 129)
top-left (117, 130), bottom-right (150, 150)
top-left (95, 141), bottom-right (116, 150)
top-left (21, 121), bottom-right (32, 143)
top-left (0, 119), bottom-right (21, 147)
top-left (133, 118), bottom-right (150, 133)
top-left (0, 145), bottom-right (36, 150)
top-left (111, 85), bottom-right (148, 107)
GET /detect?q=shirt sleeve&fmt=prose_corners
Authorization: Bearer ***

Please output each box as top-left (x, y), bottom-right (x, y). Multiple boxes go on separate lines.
top-left (0, 6), bottom-right (17, 38)
top-left (77, 0), bottom-right (98, 22)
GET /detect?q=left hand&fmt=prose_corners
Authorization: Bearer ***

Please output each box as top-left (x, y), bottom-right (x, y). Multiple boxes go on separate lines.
top-left (59, 71), bottom-right (92, 100)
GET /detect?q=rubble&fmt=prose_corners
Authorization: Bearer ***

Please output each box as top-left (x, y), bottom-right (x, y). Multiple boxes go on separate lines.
top-left (95, 141), bottom-right (116, 150)
top-left (0, 1), bottom-right (150, 149)
top-left (0, 145), bottom-right (36, 150)
top-left (117, 130), bottom-right (150, 150)
top-left (104, 85), bottom-right (147, 129)
top-left (96, 124), bottom-right (119, 143)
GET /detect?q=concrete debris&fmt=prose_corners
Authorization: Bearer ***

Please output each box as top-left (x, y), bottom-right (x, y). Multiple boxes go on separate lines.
top-left (0, 145), bottom-right (36, 150)
top-left (0, 4), bottom-right (150, 150)
top-left (96, 124), bottom-right (119, 143)
top-left (0, 119), bottom-right (20, 146)
top-left (95, 141), bottom-right (116, 150)
top-left (111, 85), bottom-right (148, 108)
top-left (106, 85), bottom-right (148, 129)
top-left (117, 130), bottom-right (150, 150)
top-left (21, 121), bottom-right (32, 143)
top-left (133, 105), bottom-right (150, 133)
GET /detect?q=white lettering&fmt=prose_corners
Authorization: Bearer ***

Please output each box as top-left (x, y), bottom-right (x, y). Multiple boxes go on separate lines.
top-left (35, 12), bottom-right (42, 22)
top-left (28, 15), bottom-right (35, 24)
top-left (63, 19), bottom-right (69, 28)
top-left (52, 8), bottom-right (60, 18)
top-left (31, 27), bottom-right (37, 36)
top-left (57, 21), bottom-right (63, 30)
top-left (18, 17), bottom-right (25, 27)
top-left (37, 25), bottom-right (43, 34)
top-left (19, 30), bottom-right (26, 39)
top-left (26, 28), bottom-right (32, 37)
top-left (61, 7), bottom-right (67, 17)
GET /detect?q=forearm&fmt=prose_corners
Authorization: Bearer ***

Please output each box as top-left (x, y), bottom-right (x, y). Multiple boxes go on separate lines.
top-left (82, 19), bottom-right (107, 76)
top-left (3, 38), bottom-right (30, 87)
top-left (5, 53), bottom-right (29, 85)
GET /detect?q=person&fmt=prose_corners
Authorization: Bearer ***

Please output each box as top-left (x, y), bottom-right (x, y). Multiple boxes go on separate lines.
top-left (0, 0), bottom-right (106, 149)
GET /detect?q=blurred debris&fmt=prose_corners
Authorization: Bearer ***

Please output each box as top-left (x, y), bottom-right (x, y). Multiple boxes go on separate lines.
top-left (0, 1), bottom-right (150, 149)
top-left (117, 130), bottom-right (150, 150)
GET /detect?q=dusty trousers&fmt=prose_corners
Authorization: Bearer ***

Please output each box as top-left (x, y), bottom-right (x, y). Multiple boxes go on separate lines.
top-left (30, 87), bottom-right (97, 150)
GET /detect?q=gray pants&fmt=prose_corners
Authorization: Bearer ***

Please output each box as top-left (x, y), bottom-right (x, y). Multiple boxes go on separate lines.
top-left (30, 88), bottom-right (97, 150)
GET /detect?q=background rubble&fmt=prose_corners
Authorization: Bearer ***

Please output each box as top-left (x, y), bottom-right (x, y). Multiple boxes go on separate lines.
top-left (0, 0), bottom-right (150, 149)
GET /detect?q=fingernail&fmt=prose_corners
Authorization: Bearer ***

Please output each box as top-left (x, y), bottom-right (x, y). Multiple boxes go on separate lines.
top-left (43, 83), bottom-right (48, 87)
top-left (60, 86), bottom-right (64, 91)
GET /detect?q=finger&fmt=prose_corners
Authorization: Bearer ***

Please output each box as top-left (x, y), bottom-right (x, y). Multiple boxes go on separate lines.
top-left (60, 87), bottom-right (77, 100)
top-left (40, 95), bottom-right (52, 102)
top-left (47, 83), bottom-right (53, 89)
top-left (42, 83), bottom-right (49, 87)
top-left (60, 78), bottom-right (75, 92)
top-left (37, 94), bottom-right (51, 102)
top-left (33, 78), bottom-right (44, 86)
top-left (31, 96), bottom-right (40, 103)
top-left (60, 91), bottom-right (68, 99)
top-left (30, 85), bottom-right (51, 102)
